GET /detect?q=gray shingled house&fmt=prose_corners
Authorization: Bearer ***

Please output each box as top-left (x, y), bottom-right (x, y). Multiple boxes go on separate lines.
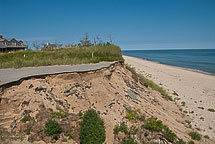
top-left (0, 35), bottom-right (28, 52)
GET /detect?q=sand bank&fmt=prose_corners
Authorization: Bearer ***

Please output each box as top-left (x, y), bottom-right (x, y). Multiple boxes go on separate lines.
top-left (123, 55), bottom-right (215, 139)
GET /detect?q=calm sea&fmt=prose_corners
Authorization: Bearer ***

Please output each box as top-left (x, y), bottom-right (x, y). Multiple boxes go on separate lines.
top-left (122, 49), bottom-right (215, 74)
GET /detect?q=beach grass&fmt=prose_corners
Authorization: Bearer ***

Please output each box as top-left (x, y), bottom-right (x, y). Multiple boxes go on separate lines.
top-left (0, 45), bottom-right (122, 68)
top-left (126, 65), bottom-right (172, 101)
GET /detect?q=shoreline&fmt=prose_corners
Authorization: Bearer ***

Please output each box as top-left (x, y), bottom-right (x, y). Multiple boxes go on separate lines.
top-left (123, 55), bottom-right (215, 139)
top-left (123, 55), bottom-right (215, 76)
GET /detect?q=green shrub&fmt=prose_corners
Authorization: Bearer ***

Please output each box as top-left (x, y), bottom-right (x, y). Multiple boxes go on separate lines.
top-left (121, 138), bottom-right (138, 144)
top-left (204, 135), bottom-right (210, 139)
top-left (21, 115), bottom-right (35, 123)
top-left (64, 133), bottom-right (74, 139)
top-left (79, 109), bottom-right (106, 144)
top-left (164, 126), bottom-right (176, 142)
top-left (188, 141), bottom-right (195, 144)
top-left (114, 122), bottom-right (128, 135)
top-left (51, 108), bottom-right (68, 119)
top-left (188, 131), bottom-right (201, 141)
top-left (125, 110), bottom-right (145, 122)
top-left (44, 119), bottom-right (62, 140)
top-left (143, 117), bottom-right (164, 132)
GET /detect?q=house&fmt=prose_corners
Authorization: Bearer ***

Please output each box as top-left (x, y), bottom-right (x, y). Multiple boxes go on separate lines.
top-left (0, 35), bottom-right (28, 52)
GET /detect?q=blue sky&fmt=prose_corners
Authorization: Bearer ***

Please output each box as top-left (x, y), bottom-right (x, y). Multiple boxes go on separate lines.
top-left (0, 0), bottom-right (215, 50)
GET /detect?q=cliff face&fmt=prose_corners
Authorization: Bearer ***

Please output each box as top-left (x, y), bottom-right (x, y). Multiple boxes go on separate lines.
top-left (0, 63), bottom-right (212, 144)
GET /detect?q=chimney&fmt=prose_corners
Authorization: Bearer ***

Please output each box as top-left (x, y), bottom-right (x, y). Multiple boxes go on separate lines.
top-left (0, 35), bottom-right (2, 39)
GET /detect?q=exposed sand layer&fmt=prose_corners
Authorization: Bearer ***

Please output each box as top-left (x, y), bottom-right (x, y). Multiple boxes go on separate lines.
top-left (123, 55), bottom-right (215, 139)
top-left (1, 62), bottom-right (206, 144)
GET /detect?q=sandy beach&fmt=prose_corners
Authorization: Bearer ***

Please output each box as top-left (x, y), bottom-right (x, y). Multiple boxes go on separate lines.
top-left (123, 55), bottom-right (215, 139)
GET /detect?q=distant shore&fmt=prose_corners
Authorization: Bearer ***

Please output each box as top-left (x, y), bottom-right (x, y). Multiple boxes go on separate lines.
top-left (123, 55), bottom-right (215, 139)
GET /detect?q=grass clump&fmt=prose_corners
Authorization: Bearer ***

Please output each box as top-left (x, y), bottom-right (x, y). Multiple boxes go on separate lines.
top-left (125, 110), bottom-right (145, 122)
top-left (125, 65), bottom-right (172, 101)
top-left (121, 137), bottom-right (138, 144)
top-left (21, 115), bottom-right (35, 123)
top-left (188, 141), bottom-right (195, 144)
top-left (143, 117), bottom-right (164, 132)
top-left (0, 45), bottom-right (122, 68)
top-left (114, 122), bottom-right (129, 135)
top-left (64, 133), bottom-right (74, 139)
top-left (79, 109), bottom-right (106, 144)
top-left (51, 109), bottom-right (68, 119)
top-left (44, 119), bottom-right (62, 140)
top-left (188, 131), bottom-right (201, 141)
top-left (204, 135), bottom-right (210, 139)
top-left (163, 126), bottom-right (176, 142)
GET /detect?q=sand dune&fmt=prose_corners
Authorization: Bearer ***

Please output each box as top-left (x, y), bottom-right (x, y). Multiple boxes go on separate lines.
top-left (123, 55), bottom-right (215, 139)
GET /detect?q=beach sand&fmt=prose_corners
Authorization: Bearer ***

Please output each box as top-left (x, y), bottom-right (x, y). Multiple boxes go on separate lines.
top-left (123, 55), bottom-right (215, 139)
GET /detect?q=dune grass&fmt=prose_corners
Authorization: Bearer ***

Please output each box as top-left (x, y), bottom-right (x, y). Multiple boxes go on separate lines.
top-left (0, 45), bottom-right (122, 68)
top-left (126, 65), bottom-right (173, 101)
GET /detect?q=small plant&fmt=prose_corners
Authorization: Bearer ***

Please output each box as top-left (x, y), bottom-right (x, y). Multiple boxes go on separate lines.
top-left (208, 108), bottom-right (215, 112)
top-left (125, 110), bottom-right (145, 122)
top-left (114, 122), bottom-right (129, 135)
top-left (65, 133), bottom-right (74, 139)
top-left (21, 115), bottom-right (35, 123)
top-left (144, 132), bottom-right (149, 137)
top-left (51, 109), bottom-right (68, 119)
top-left (163, 126), bottom-right (176, 142)
top-left (62, 138), bottom-right (67, 142)
top-left (143, 117), bottom-right (164, 132)
top-left (204, 135), bottom-right (210, 139)
top-left (188, 131), bottom-right (201, 141)
top-left (26, 128), bottom-right (31, 135)
top-left (121, 137), bottom-right (138, 144)
top-left (188, 141), bottom-right (195, 144)
top-left (78, 111), bottom-right (83, 119)
top-left (44, 119), bottom-right (62, 140)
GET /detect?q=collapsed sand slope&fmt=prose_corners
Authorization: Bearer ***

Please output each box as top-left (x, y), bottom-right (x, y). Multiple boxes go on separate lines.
top-left (0, 62), bottom-right (213, 143)
top-left (123, 55), bottom-right (215, 139)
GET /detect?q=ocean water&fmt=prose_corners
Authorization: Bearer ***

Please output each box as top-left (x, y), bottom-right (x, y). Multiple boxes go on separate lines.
top-left (122, 49), bottom-right (215, 74)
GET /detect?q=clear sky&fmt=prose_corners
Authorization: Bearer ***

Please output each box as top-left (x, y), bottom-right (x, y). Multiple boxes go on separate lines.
top-left (0, 0), bottom-right (215, 50)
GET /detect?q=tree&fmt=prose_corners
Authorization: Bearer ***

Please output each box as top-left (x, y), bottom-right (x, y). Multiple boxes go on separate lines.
top-left (80, 32), bottom-right (91, 47)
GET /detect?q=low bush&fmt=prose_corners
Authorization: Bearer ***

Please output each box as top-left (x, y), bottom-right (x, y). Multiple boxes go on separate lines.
top-left (143, 117), bottom-right (164, 132)
top-left (188, 131), bottom-right (201, 141)
top-left (176, 139), bottom-right (186, 144)
top-left (44, 119), bottom-right (62, 140)
top-left (164, 126), bottom-right (176, 142)
top-left (21, 115), bottom-right (35, 123)
top-left (121, 138), bottom-right (138, 144)
top-left (79, 109), bottom-right (106, 144)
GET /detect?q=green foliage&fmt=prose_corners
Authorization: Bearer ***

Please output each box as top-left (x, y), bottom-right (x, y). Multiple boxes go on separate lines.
top-left (144, 132), bottom-right (149, 137)
top-left (188, 141), bottom-right (195, 144)
top-left (26, 128), bottom-right (31, 135)
top-left (121, 138), bottom-right (138, 144)
top-left (204, 135), bottom-right (210, 139)
top-left (163, 126), bottom-right (176, 142)
top-left (143, 117), bottom-right (164, 132)
top-left (64, 133), bottom-right (74, 139)
top-left (21, 115), bottom-right (35, 123)
top-left (177, 139), bottom-right (186, 144)
top-left (0, 45), bottom-right (122, 68)
top-left (51, 109), bottom-right (68, 119)
top-left (114, 122), bottom-right (128, 135)
top-left (79, 109), bottom-right (106, 144)
top-left (128, 125), bottom-right (138, 136)
top-left (79, 111), bottom-right (83, 119)
top-left (62, 138), bottom-right (68, 142)
top-left (44, 119), bottom-right (62, 140)
top-left (125, 65), bottom-right (172, 101)
top-left (188, 131), bottom-right (201, 141)
top-left (125, 110), bottom-right (145, 122)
